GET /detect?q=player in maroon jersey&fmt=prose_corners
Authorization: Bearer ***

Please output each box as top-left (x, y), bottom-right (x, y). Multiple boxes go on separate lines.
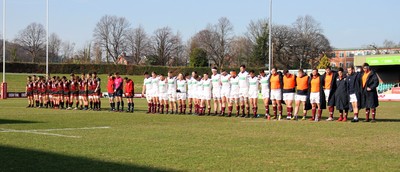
top-left (69, 74), bottom-right (80, 110)
top-left (25, 76), bottom-right (34, 107)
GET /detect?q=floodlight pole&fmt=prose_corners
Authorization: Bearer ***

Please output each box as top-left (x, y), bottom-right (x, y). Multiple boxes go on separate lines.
top-left (46, 0), bottom-right (49, 79)
top-left (2, 0), bottom-right (5, 83)
top-left (268, 0), bottom-right (272, 72)
top-left (1, 0), bottom-right (6, 99)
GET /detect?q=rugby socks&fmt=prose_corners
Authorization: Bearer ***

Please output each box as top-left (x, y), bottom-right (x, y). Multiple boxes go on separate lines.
top-left (317, 109), bottom-right (322, 119)
top-left (253, 107), bottom-right (257, 117)
top-left (121, 101), bottom-right (124, 111)
top-left (188, 104), bottom-right (193, 114)
top-left (265, 105), bottom-right (269, 116)
top-left (166, 104), bottom-right (169, 114)
top-left (117, 102), bottom-right (120, 111)
top-left (278, 105), bottom-right (282, 116)
top-left (147, 103), bottom-right (151, 113)
top-left (241, 105), bottom-right (245, 116)
top-left (273, 106), bottom-right (277, 118)
top-left (338, 110), bottom-right (344, 121)
top-left (365, 108), bottom-right (370, 121)
top-left (236, 105), bottom-right (240, 116)
top-left (371, 108), bottom-right (376, 120)
top-left (131, 103), bottom-right (134, 112)
top-left (311, 108), bottom-right (316, 120)
top-left (207, 107), bottom-right (211, 116)
top-left (246, 107), bottom-right (250, 116)
top-left (228, 106), bottom-right (233, 116)
top-left (90, 101), bottom-right (93, 109)
top-left (287, 107), bottom-right (293, 118)
top-left (160, 104), bottom-right (164, 114)
top-left (183, 104), bottom-right (186, 114)
top-left (329, 106), bottom-right (334, 118)
top-left (221, 106), bottom-right (226, 115)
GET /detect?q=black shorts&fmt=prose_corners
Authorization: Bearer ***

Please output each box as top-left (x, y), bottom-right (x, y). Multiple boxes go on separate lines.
top-left (27, 91), bottom-right (33, 97)
top-left (108, 93), bottom-right (115, 98)
top-left (33, 90), bottom-right (38, 95)
top-left (71, 91), bottom-right (79, 97)
top-left (46, 90), bottom-right (52, 95)
top-left (88, 90), bottom-right (94, 95)
top-left (125, 93), bottom-right (133, 98)
top-left (63, 91), bottom-right (70, 96)
top-left (115, 89), bottom-right (123, 97)
top-left (79, 90), bottom-right (87, 97)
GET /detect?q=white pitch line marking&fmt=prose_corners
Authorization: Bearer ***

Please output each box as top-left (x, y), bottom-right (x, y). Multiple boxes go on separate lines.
top-left (0, 126), bottom-right (110, 138)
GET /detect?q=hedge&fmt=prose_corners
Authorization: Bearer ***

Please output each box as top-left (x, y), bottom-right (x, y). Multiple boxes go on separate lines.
top-left (0, 62), bottom-right (263, 76)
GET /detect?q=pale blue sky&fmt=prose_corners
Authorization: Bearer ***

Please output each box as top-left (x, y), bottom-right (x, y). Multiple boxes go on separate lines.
top-left (2, 0), bottom-right (399, 49)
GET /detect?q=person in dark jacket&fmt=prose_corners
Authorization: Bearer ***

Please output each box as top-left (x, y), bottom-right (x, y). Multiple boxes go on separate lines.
top-left (308, 68), bottom-right (326, 121)
top-left (334, 67), bottom-right (349, 122)
top-left (321, 66), bottom-right (338, 121)
top-left (346, 66), bottom-right (362, 122)
top-left (360, 63), bottom-right (379, 122)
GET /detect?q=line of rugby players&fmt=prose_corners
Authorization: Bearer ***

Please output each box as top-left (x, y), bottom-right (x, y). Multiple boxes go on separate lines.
top-left (26, 73), bottom-right (102, 110)
top-left (141, 64), bottom-right (379, 122)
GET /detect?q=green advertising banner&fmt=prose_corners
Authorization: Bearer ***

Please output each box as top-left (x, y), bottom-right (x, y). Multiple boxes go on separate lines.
top-left (366, 56), bottom-right (400, 66)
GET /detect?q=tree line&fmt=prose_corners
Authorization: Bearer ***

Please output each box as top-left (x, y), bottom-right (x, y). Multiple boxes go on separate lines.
top-left (2, 15), bottom-right (399, 69)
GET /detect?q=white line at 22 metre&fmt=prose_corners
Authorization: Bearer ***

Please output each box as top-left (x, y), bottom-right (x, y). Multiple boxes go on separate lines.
top-left (0, 126), bottom-right (111, 138)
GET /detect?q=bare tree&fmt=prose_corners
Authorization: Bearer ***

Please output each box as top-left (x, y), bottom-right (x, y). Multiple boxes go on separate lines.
top-left (230, 36), bottom-right (253, 67)
top-left (93, 15), bottom-right (130, 63)
top-left (151, 27), bottom-right (182, 66)
top-left (126, 25), bottom-right (150, 65)
top-left (61, 41), bottom-right (75, 63)
top-left (383, 39), bottom-right (396, 49)
top-left (292, 15), bottom-right (332, 69)
top-left (196, 17), bottom-right (234, 68)
top-left (271, 25), bottom-right (295, 69)
top-left (93, 42), bottom-right (103, 64)
top-left (14, 22), bottom-right (46, 63)
top-left (246, 19), bottom-right (269, 67)
top-left (49, 33), bottom-right (62, 63)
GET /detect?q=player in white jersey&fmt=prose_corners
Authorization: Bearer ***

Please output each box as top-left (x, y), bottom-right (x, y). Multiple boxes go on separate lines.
top-left (195, 76), bottom-right (203, 115)
top-left (211, 67), bottom-right (222, 115)
top-left (248, 70), bottom-right (260, 118)
top-left (176, 73), bottom-right (187, 114)
top-left (238, 65), bottom-right (250, 117)
top-left (259, 70), bottom-right (271, 118)
top-left (167, 71), bottom-right (178, 114)
top-left (228, 71), bottom-right (240, 117)
top-left (158, 74), bottom-right (168, 114)
top-left (151, 72), bottom-right (160, 113)
top-left (200, 73), bottom-right (212, 116)
top-left (187, 71), bottom-right (198, 114)
top-left (220, 70), bottom-right (231, 116)
top-left (142, 72), bottom-right (153, 113)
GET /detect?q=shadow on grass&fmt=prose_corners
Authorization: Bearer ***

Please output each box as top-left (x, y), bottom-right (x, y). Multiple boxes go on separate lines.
top-left (0, 145), bottom-right (177, 172)
top-left (0, 119), bottom-right (42, 125)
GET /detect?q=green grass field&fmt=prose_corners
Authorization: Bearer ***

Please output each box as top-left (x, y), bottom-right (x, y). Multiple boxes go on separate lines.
top-left (1, 98), bottom-right (400, 171)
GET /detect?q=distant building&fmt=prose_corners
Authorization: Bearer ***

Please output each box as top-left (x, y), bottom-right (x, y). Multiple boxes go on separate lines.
top-left (116, 52), bottom-right (133, 65)
top-left (330, 47), bottom-right (400, 69)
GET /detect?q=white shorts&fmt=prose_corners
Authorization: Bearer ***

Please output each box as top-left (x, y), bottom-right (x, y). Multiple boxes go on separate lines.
top-left (270, 89), bottom-right (282, 100)
top-left (261, 89), bottom-right (270, 99)
top-left (230, 91), bottom-right (239, 99)
top-left (283, 93), bottom-right (295, 101)
top-left (187, 90), bottom-right (194, 99)
top-left (145, 93), bottom-right (152, 102)
top-left (202, 92), bottom-right (212, 100)
top-left (295, 94), bottom-right (307, 102)
top-left (177, 93), bottom-right (187, 100)
top-left (248, 90), bottom-right (259, 99)
top-left (349, 94), bottom-right (358, 103)
top-left (159, 93), bottom-right (168, 101)
top-left (324, 89), bottom-right (330, 101)
top-left (239, 89), bottom-right (249, 98)
top-left (212, 89), bottom-right (221, 99)
top-left (152, 90), bottom-right (159, 98)
top-left (221, 89), bottom-right (230, 98)
top-left (310, 92), bottom-right (320, 104)
top-left (168, 93), bottom-right (177, 101)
